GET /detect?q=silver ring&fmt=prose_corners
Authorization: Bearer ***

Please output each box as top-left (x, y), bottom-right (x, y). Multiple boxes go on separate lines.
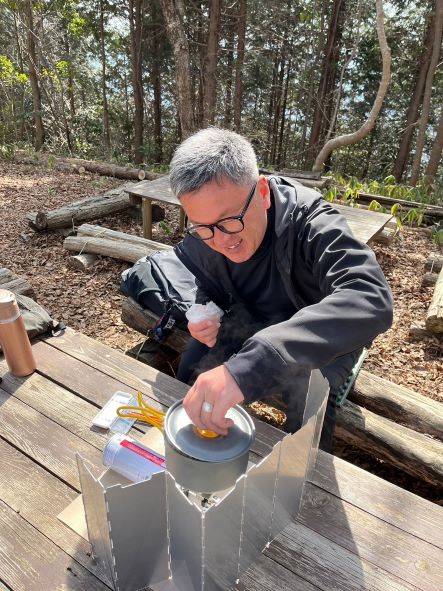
top-left (202, 401), bottom-right (213, 413)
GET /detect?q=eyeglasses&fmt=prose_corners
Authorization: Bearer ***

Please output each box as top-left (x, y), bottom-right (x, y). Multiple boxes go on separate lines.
top-left (185, 182), bottom-right (257, 241)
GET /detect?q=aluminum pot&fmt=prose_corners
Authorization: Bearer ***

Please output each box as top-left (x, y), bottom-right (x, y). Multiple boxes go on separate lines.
top-left (164, 400), bottom-right (255, 494)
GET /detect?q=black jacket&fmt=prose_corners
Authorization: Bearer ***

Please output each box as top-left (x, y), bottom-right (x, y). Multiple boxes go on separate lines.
top-left (175, 176), bottom-right (393, 403)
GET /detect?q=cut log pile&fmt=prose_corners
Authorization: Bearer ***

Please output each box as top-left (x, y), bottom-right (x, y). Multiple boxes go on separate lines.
top-left (63, 223), bottom-right (172, 263)
top-left (27, 183), bottom-right (164, 231)
top-left (0, 268), bottom-right (35, 299)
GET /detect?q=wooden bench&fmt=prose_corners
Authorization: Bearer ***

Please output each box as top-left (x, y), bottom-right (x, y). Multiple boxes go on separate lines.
top-left (126, 175), bottom-right (186, 239)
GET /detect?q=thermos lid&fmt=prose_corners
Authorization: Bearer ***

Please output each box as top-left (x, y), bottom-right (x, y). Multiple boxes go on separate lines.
top-left (0, 289), bottom-right (20, 324)
top-left (164, 400), bottom-right (255, 463)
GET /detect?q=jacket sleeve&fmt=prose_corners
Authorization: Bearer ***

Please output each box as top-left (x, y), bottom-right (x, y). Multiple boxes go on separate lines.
top-left (224, 198), bottom-right (394, 403)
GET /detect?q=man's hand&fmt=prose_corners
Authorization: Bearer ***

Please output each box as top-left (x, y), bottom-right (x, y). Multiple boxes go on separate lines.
top-left (188, 319), bottom-right (220, 348)
top-left (183, 365), bottom-right (245, 436)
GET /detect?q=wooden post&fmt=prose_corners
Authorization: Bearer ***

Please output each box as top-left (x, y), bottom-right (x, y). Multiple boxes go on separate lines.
top-left (179, 208), bottom-right (186, 234)
top-left (142, 198), bottom-right (153, 239)
top-left (425, 267), bottom-right (443, 333)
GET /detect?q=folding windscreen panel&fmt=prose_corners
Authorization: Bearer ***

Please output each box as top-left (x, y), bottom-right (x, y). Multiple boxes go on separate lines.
top-left (77, 368), bottom-right (329, 591)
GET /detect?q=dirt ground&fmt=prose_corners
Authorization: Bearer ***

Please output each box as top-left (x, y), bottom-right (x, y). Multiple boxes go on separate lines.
top-left (0, 160), bottom-right (442, 501)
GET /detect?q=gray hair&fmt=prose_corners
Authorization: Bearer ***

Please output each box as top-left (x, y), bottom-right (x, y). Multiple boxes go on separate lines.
top-left (169, 127), bottom-right (259, 198)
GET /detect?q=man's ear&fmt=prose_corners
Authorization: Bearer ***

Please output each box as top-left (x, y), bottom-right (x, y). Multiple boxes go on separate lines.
top-left (258, 175), bottom-right (271, 209)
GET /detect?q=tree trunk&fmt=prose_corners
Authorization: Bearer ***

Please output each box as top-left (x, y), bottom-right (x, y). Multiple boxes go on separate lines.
top-left (313, 0), bottom-right (391, 173)
top-left (265, 55), bottom-right (279, 163)
top-left (12, 11), bottom-right (26, 141)
top-left (233, 0), bottom-right (247, 132)
top-left (307, 0), bottom-right (346, 166)
top-left (99, 0), bottom-right (111, 155)
top-left (270, 58), bottom-right (286, 164)
top-left (202, 0), bottom-right (221, 126)
top-left (224, 18), bottom-right (235, 127)
top-left (64, 34), bottom-right (76, 118)
top-left (150, 0), bottom-right (163, 162)
top-left (276, 59), bottom-right (291, 167)
top-left (160, 0), bottom-right (194, 138)
top-left (24, 0), bottom-right (44, 150)
top-left (393, 8), bottom-right (435, 182)
top-left (424, 108), bottom-right (443, 182)
top-left (410, 0), bottom-right (443, 185)
top-left (129, 0), bottom-right (144, 163)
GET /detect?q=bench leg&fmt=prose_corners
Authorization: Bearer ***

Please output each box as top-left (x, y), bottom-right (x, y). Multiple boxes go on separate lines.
top-left (142, 199), bottom-right (153, 239)
top-left (179, 208), bottom-right (185, 234)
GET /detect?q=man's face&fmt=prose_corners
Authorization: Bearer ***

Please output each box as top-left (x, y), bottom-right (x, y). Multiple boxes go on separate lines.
top-left (180, 176), bottom-right (271, 263)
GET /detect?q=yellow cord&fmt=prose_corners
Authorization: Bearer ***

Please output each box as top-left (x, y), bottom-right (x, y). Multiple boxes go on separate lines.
top-left (116, 392), bottom-right (165, 429)
top-left (117, 392), bottom-right (219, 438)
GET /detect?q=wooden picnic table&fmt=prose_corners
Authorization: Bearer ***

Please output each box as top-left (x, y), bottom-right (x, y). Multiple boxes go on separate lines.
top-left (127, 176), bottom-right (393, 242)
top-left (0, 327), bottom-right (441, 591)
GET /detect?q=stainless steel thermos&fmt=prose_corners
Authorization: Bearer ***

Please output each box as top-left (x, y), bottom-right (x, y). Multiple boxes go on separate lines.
top-left (0, 289), bottom-right (36, 376)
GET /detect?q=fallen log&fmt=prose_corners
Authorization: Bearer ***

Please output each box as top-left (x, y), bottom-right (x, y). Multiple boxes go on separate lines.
top-left (27, 183), bottom-right (135, 231)
top-left (425, 268), bottom-right (443, 333)
top-left (0, 268), bottom-right (36, 298)
top-left (425, 254), bottom-right (443, 273)
top-left (14, 150), bottom-right (164, 182)
top-left (64, 234), bottom-right (171, 263)
top-left (76, 223), bottom-right (167, 245)
top-left (258, 168), bottom-right (331, 189)
top-left (121, 297), bottom-right (189, 352)
top-left (67, 254), bottom-right (98, 271)
top-left (409, 321), bottom-right (435, 339)
top-left (335, 400), bottom-right (443, 487)
top-left (60, 159), bottom-right (146, 180)
top-left (337, 189), bottom-right (443, 220)
top-left (350, 369), bottom-right (443, 441)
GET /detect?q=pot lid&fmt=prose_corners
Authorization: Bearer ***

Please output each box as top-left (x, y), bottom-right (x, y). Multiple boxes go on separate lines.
top-left (164, 400), bottom-right (255, 463)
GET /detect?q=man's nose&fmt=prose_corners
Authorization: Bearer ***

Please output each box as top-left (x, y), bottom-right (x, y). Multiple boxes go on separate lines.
top-left (212, 227), bottom-right (236, 247)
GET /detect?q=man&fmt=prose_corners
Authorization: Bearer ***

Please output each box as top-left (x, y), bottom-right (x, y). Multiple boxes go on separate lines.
top-left (170, 128), bottom-right (393, 448)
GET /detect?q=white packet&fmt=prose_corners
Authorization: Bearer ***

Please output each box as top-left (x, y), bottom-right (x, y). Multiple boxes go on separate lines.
top-left (185, 302), bottom-right (224, 324)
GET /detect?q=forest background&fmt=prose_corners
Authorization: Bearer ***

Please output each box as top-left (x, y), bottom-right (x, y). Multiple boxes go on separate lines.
top-left (0, 0), bottom-right (442, 200)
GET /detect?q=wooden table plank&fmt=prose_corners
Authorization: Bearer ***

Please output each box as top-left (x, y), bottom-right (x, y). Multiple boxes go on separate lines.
top-left (299, 482), bottom-right (442, 591)
top-left (0, 500), bottom-right (111, 591)
top-left (0, 364), bottom-right (109, 452)
top-left (265, 521), bottom-right (418, 591)
top-left (240, 553), bottom-right (321, 591)
top-left (0, 386), bottom-right (102, 491)
top-left (127, 175), bottom-right (179, 206)
top-left (0, 438), bottom-right (112, 587)
top-left (310, 452), bottom-right (443, 549)
top-left (41, 329), bottom-right (284, 459)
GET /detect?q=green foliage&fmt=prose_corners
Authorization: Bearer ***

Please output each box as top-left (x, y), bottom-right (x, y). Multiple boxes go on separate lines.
top-left (0, 143), bottom-right (14, 159)
top-left (159, 220), bottom-right (172, 236)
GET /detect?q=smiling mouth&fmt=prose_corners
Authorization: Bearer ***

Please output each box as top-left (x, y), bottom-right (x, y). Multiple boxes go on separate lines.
top-left (226, 239), bottom-right (242, 251)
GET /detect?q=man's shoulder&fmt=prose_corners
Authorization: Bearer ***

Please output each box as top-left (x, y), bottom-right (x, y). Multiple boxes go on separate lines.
top-left (269, 175), bottom-right (325, 235)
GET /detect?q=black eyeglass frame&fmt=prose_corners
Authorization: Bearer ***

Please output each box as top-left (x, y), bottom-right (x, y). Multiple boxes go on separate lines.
top-left (185, 182), bottom-right (258, 241)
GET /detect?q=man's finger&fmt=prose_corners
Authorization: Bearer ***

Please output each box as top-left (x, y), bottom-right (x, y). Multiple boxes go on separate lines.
top-left (192, 325), bottom-right (220, 338)
top-left (183, 385), bottom-right (206, 430)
